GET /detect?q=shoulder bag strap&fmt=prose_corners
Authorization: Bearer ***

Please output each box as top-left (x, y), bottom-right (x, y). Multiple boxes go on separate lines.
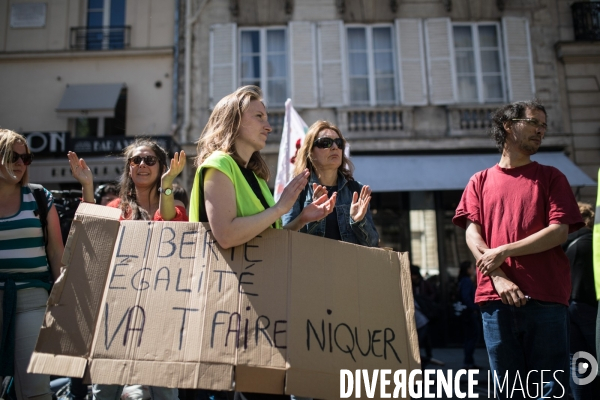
top-left (29, 184), bottom-right (49, 247)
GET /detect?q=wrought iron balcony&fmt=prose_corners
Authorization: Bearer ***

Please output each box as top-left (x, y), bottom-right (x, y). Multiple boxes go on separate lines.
top-left (70, 26), bottom-right (131, 50)
top-left (572, 2), bottom-right (600, 41)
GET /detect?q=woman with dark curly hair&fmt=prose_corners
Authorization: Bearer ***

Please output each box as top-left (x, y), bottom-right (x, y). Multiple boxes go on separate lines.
top-left (68, 138), bottom-right (186, 400)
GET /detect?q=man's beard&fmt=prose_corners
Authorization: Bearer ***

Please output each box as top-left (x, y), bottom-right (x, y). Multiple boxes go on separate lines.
top-left (519, 140), bottom-right (540, 155)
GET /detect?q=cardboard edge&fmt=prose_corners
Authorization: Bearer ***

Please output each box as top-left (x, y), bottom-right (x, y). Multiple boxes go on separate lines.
top-left (89, 360), bottom-right (234, 391)
top-left (27, 353), bottom-right (87, 378)
top-left (235, 365), bottom-right (286, 394)
top-left (50, 219), bottom-right (82, 304)
top-left (75, 202), bottom-right (122, 219)
top-left (398, 251), bottom-right (421, 372)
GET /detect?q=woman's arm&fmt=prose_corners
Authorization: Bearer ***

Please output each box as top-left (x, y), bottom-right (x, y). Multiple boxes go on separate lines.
top-left (350, 205), bottom-right (379, 247)
top-left (159, 151), bottom-right (186, 221)
top-left (46, 204), bottom-right (65, 280)
top-left (349, 184), bottom-right (379, 247)
top-left (205, 168), bottom-right (308, 248)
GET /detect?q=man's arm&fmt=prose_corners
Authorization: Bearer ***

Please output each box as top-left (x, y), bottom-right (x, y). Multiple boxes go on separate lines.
top-left (466, 221), bottom-right (527, 307)
top-left (475, 223), bottom-right (568, 275)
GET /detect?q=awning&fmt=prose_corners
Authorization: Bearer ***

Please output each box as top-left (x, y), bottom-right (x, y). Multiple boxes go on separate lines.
top-left (56, 83), bottom-right (125, 118)
top-left (352, 152), bottom-right (597, 192)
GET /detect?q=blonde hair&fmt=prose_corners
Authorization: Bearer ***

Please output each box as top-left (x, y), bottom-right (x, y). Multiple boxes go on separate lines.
top-left (578, 202), bottom-right (594, 229)
top-left (195, 85), bottom-right (270, 180)
top-left (292, 120), bottom-right (354, 180)
top-left (0, 129), bottom-right (31, 185)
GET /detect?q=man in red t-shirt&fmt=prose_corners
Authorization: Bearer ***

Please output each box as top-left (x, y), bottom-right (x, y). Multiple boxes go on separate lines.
top-left (453, 100), bottom-right (583, 399)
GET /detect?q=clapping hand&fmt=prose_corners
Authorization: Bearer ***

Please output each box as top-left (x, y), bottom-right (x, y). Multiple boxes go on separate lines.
top-left (302, 192), bottom-right (337, 223)
top-left (350, 184), bottom-right (372, 222)
top-left (161, 150), bottom-right (187, 185)
top-left (312, 183), bottom-right (328, 201)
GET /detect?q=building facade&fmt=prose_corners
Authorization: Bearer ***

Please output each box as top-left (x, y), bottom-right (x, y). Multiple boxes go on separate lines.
top-left (0, 0), bottom-right (177, 187)
top-left (176, 0), bottom-right (599, 341)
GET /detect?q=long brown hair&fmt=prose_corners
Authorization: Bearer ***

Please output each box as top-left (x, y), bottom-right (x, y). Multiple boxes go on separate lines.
top-left (194, 85), bottom-right (270, 180)
top-left (118, 138), bottom-right (168, 220)
top-left (292, 120), bottom-right (354, 180)
top-left (0, 129), bottom-right (31, 185)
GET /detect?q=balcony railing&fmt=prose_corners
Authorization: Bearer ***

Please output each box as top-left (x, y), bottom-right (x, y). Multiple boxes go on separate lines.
top-left (448, 105), bottom-right (496, 136)
top-left (572, 2), bottom-right (600, 41)
top-left (70, 26), bottom-right (131, 50)
top-left (337, 108), bottom-right (413, 138)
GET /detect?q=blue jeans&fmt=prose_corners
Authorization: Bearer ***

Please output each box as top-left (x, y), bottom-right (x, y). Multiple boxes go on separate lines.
top-left (480, 300), bottom-right (569, 399)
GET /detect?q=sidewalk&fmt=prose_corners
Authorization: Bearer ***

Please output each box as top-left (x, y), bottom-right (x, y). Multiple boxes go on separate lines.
top-left (424, 347), bottom-right (494, 399)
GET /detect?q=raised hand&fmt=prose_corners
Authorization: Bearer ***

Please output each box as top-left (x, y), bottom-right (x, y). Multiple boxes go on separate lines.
top-left (161, 150), bottom-right (187, 186)
top-left (67, 151), bottom-right (94, 187)
top-left (67, 151), bottom-right (95, 203)
top-left (350, 184), bottom-right (372, 222)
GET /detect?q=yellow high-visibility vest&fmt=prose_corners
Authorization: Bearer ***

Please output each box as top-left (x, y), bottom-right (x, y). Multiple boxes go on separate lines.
top-left (594, 168), bottom-right (600, 300)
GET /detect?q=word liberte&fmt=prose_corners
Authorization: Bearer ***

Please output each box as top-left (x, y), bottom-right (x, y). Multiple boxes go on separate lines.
top-left (340, 369), bottom-right (479, 399)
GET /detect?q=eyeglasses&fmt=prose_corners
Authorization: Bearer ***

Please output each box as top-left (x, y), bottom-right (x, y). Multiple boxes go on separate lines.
top-left (4, 152), bottom-right (33, 165)
top-left (128, 155), bottom-right (158, 166)
top-left (313, 137), bottom-right (345, 150)
top-left (511, 118), bottom-right (547, 131)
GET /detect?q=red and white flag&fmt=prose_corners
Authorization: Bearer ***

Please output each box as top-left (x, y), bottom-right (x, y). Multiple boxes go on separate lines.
top-left (274, 98), bottom-right (308, 201)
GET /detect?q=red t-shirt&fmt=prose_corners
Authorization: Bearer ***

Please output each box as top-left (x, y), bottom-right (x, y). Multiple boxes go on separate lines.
top-left (453, 162), bottom-right (584, 306)
top-left (106, 198), bottom-right (188, 222)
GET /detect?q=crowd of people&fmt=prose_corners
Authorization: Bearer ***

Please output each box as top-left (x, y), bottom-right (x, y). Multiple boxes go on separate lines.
top-left (1, 89), bottom-right (599, 400)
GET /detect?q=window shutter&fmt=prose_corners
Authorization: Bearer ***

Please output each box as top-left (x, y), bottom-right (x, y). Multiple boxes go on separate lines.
top-left (424, 18), bottom-right (457, 105)
top-left (395, 19), bottom-right (427, 106)
top-left (289, 21), bottom-right (318, 108)
top-left (209, 23), bottom-right (237, 109)
top-left (502, 17), bottom-right (535, 102)
top-left (317, 20), bottom-right (347, 107)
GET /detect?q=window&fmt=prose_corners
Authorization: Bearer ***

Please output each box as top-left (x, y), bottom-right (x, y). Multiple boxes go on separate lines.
top-left (347, 25), bottom-right (396, 106)
top-left (86, 0), bottom-right (126, 50)
top-left (453, 23), bottom-right (505, 103)
top-left (240, 28), bottom-right (288, 106)
top-left (71, 91), bottom-right (126, 138)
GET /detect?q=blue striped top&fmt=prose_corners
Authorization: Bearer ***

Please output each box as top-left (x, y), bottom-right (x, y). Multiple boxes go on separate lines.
top-left (0, 185), bottom-right (53, 290)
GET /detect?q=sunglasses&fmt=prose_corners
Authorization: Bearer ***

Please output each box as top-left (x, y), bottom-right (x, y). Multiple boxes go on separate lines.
top-left (128, 155), bottom-right (158, 166)
top-left (4, 152), bottom-right (33, 165)
top-left (313, 137), bottom-right (345, 150)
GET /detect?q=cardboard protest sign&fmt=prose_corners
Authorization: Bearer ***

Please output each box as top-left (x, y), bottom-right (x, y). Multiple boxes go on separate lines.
top-left (29, 204), bottom-right (419, 399)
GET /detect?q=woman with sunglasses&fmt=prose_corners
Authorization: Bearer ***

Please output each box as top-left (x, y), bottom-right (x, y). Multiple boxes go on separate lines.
top-left (282, 120), bottom-right (379, 247)
top-left (68, 138), bottom-right (186, 400)
top-left (190, 85), bottom-right (335, 400)
top-left (1, 129), bottom-right (64, 400)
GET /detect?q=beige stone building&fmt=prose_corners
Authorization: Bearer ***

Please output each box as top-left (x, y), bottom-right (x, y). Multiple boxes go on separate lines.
top-left (176, 0), bottom-right (599, 326)
top-left (0, 0), bottom-right (176, 186)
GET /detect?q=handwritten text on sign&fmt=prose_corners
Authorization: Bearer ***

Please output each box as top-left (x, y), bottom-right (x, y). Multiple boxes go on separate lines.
top-left (94, 223), bottom-right (402, 363)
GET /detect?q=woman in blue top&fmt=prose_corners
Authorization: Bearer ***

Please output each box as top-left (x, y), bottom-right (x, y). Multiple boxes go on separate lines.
top-left (282, 121), bottom-right (379, 247)
top-left (0, 129), bottom-right (64, 400)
